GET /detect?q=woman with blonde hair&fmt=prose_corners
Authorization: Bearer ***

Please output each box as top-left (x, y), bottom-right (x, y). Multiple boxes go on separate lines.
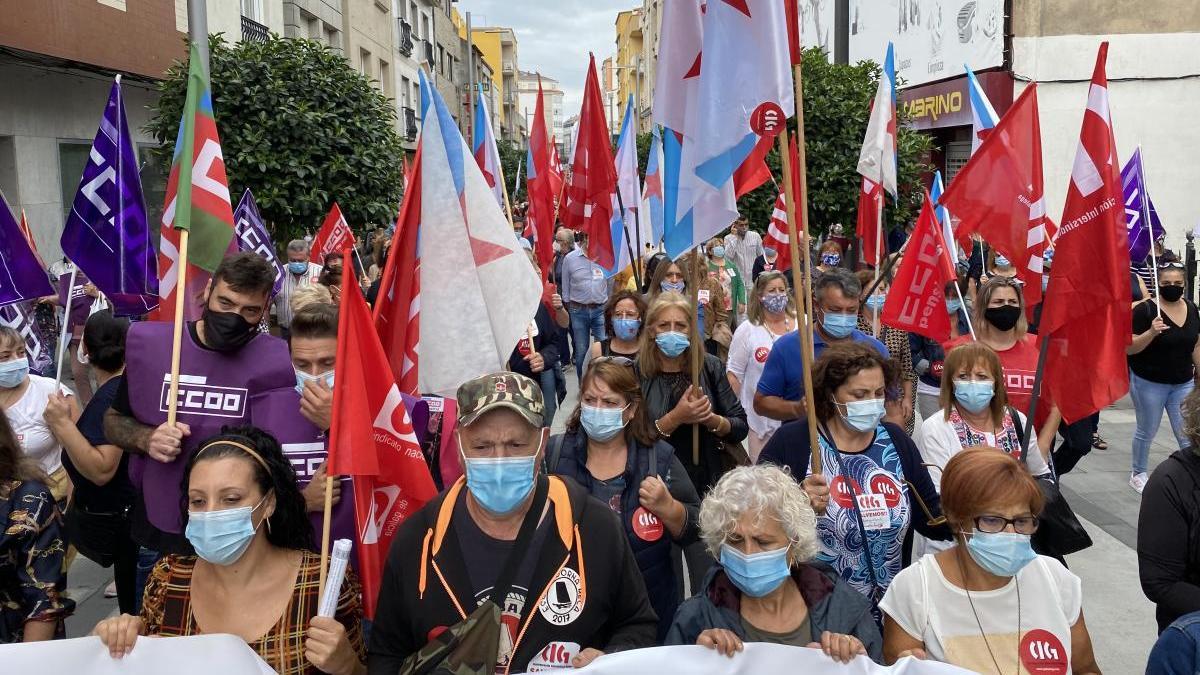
top-left (726, 271), bottom-right (795, 460)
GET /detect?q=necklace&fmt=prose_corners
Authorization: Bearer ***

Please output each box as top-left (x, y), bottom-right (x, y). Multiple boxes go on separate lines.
top-left (957, 549), bottom-right (1021, 675)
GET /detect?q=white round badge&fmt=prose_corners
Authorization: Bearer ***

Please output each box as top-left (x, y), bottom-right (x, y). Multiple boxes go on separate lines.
top-left (538, 567), bottom-right (585, 626)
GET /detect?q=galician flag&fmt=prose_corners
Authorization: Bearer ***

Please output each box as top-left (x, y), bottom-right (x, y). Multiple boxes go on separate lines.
top-left (61, 76), bottom-right (159, 317)
top-left (472, 83), bottom-right (506, 213)
top-left (929, 170), bottom-right (959, 264)
top-left (640, 126), bottom-right (665, 250)
top-left (608, 97), bottom-right (644, 276)
top-left (857, 43), bottom-right (898, 197)
top-left (966, 65), bottom-right (1000, 153)
top-left (153, 41), bottom-right (236, 322)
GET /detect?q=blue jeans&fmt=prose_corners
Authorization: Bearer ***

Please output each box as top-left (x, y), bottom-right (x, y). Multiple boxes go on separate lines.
top-left (1148, 611), bottom-right (1200, 674)
top-left (1130, 371), bottom-right (1193, 474)
top-left (539, 368), bottom-right (558, 428)
top-left (568, 306), bottom-right (606, 379)
top-left (134, 546), bottom-right (161, 614)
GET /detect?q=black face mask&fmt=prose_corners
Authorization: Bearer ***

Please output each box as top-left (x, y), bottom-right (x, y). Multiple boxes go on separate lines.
top-left (201, 307), bottom-right (259, 352)
top-left (1160, 285), bottom-right (1185, 302)
top-left (984, 305), bottom-right (1022, 332)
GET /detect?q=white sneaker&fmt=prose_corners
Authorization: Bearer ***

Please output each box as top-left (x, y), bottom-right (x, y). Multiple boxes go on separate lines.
top-left (103, 580), bottom-right (117, 598)
top-left (1130, 472), bottom-right (1149, 494)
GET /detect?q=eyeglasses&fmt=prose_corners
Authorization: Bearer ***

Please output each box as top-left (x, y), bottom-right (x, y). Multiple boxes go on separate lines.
top-left (591, 356), bottom-right (635, 368)
top-left (1159, 261), bottom-right (1186, 270)
top-left (974, 514), bottom-right (1039, 535)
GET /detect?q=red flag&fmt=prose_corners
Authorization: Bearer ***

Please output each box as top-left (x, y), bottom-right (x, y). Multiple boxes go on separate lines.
top-left (561, 55), bottom-right (617, 269)
top-left (764, 192), bottom-right (793, 273)
top-left (939, 84), bottom-right (1049, 315)
top-left (310, 203), bottom-right (357, 266)
top-left (527, 78), bottom-right (561, 278)
top-left (1042, 43), bottom-right (1131, 423)
top-left (17, 210), bottom-right (46, 270)
top-left (329, 258), bottom-right (437, 617)
top-left (733, 136), bottom-right (774, 198)
top-left (784, 0), bottom-right (803, 65)
top-left (856, 176), bottom-right (884, 266)
top-left (401, 154), bottom-right (411, 192)
top-left (374, 144), bottom-right (422, 396)
top-left (881, 192), bottom-right (957, 342)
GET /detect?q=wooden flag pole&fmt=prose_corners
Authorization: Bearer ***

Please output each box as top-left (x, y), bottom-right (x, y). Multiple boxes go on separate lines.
top-left (165, 230), bottom-right (190, 426)
top-left (690, 249), bottom-right (703, 466)
top-left (54, 263), bottom-right (79, 386)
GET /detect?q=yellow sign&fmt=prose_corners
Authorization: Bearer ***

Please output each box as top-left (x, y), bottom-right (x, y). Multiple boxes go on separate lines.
top-left (903, 91), bottom-right (964, 123)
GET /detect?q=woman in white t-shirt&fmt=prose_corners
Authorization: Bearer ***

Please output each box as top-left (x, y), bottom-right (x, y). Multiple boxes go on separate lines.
top-left (880, 448), bottom-right (1100, 674)
top-left (726, 272), bottom-right (795, 461)
top-left (0, 327), bottom-right (78, 504)
top-left (912, 342), bottom-right (1050, 557)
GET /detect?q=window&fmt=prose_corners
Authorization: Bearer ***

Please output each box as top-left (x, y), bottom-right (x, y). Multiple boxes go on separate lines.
top-left (58, 142), bottom-right (91, 221)
top-left (360, 48), bottom-right (372, 77)
top-left (422, 15), bottom-right (430, 41)
top-left (379, 60), bottom-right (391, 95)
top-left (326, 26), bottom-right (341, 51)
top-left (401, 76), bottom-right (411, 106)
top-left (410, 3), bottom-right (419, 34)
top-left (240, 0), bottom-right (263, 21)
top-left (437, 45), bottom-right (444, 75)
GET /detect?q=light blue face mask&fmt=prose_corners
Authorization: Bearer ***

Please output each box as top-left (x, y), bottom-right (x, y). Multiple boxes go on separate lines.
top-left (580, 404), bottom-right (628, 442)
top-left (966, 530), bottom-right (1038, 577)
top-left (661, 279), bottom-right (686, 293)
top-left (994, 255), bottom-right (1011, 268)
top-left (720, 544), bottom-right (792, 598)
top-left (711, 246), bottom-right (726, 259)
top-left (865, 295), bottom-right (886, 312)
top-left (287, 261), bottom-right (308, 275)
top-left (836, 398), bottom-right (886, 432)
top-left (954, 380), bottom-right (995, 414)
top-left (462, 440), bottom-right (542, 515)
top-left (185, 494), bottom-right (269, 566)
top-left (294, 369), bottom-right (335, 395)
top-left (946, 298), bottom-right (963, 315)
top-left (821, 311), bottom-right (858, 339)
top-left (655, 331), bottom-right (690, 358)
top-left (612, 318), bottom-right (641, 342)
top-left (0, 358), bottom-right (29, 389)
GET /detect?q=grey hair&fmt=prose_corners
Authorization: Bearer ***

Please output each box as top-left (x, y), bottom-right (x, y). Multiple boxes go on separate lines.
top-left (287, 239), bottom-right (310, 254)
top-left (699, 464), bottom-right (819, 566)
top-left (813, 267), bottom-right (861, 304)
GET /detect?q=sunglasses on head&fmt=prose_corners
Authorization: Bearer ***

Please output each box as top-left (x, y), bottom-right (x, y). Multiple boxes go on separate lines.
top-left (1160, 261), bottom-right (1185, 270)
top-left (591, 356), bottom-right (635, 368)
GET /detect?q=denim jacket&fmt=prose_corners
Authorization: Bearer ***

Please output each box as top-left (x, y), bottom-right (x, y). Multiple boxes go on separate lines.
top-left (1147, 611), bottom-right (1200, 674)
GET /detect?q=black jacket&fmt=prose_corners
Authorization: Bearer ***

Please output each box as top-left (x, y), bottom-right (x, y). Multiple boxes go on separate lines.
top-left (367, 475), bottom-right (657, 674)
top-left (508, 303), bottom-right (561, 381)
top-left (548, 430), bottom-right (701, 640)
top-left (665, 562), bottom-right (883, 662)
top-left (1140, 449), bottom-right (1200, 633)
top-left (640, 353), bottom-right (749, 494)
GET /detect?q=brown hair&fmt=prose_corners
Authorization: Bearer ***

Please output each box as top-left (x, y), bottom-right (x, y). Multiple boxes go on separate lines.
top-left (938, 343), bottom-right (1008, 425)
top-left (646, 258), bottom-right (686, 304)
top-left (0, 326), bottom-right (23, 355)
top-left (637, 291), bottom-right (702, 378)
top-left (812, 342), bottom-right (898, 423)
top-left (211, 251), bottom-right (277, 298)
top-left (0, 412), bottom-right (46, 485)
top-left (290, 303), bottom-right (339, 342)
top-left (940, 447), bottom-right (1045, 531)
top-left (973, 276), bottom-right (1027, 337)
top-left (566, 359), bottom-right (658, 446)
top-left (604, 290), bottom-right (647, 336)
top-left (819, 240), bottom-right (844, 256)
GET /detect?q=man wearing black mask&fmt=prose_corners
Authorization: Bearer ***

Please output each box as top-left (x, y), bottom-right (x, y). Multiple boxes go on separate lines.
top-left (104, 252), bottom-right (301, 610)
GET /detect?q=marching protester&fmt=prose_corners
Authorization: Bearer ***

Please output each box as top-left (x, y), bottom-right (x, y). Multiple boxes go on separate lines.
top-left (104, 253), bottom-right (301, 609)
top-left (587, 290), bottom-right (645, 363)
top-left (759, 342), bottom-right (949, 606)
top-left (547, 357), bottom-right (701, 640)
top-left (755, 269), bottom-right (889, 423)
top-left (645, 256), bottom-right (730, 360)
top-left (855, 270), bottom-right (916, 432)
top-left (723, 217), bottom-right (765, 287)
top-left (289, 284), bottom-right (333, 316)
top-left (881, 449), bottom-right (1100, 674)
top-left (286, 303), bottom-right (341, 516)
top-left (910, 280), bottom-right (972, 420)
top-left (276, 240), bottom-right (323, 339)
top-left (706, 237), bottom-right (747, 327)
top-left (527, 250), bottom-right (570, 419)
top-left (92, 427), bottom-right (366, 675)
top-left (42, 311), bottom-right (139, 615)
top-left (0, 412), bottom-right (72, 642)
top-left (1126, 261), bottom-right (1200, 493)
top-left (666, 464), bottom-right (881, 663)
top-left (727, 271), bottom-right (795, 461)
top-left (1138, 387), bottom-right (1200, 633)
top-left (911, 342), bottom-right (1050, 557)
top-left (367, 373), bottom-right (657, 673)
top-left (985, 250), bottom-right (1019, 282)
top-left (752, 246), bottom-right (788, 283)
top-left (0, 326), bottom-right (78, 507)
top-left (816, 241), bottom-right (843, 276)
top-left (560, 231), bottom-right (611, 379)
top-left (507, 260), bottom-right (561, 429)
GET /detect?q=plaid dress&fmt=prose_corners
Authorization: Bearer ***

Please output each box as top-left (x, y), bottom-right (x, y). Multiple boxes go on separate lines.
top-left (140, 551), bottom-right (364, 674)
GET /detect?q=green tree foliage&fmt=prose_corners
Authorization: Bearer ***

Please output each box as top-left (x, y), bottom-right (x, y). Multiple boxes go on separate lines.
top-left (498, 139), bottom-right (525, 204)
top-left (146, 35), bottom-right (405, 244)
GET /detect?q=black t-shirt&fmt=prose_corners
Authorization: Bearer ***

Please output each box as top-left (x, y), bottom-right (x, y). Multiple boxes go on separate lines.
top-left (1130, 300), bottom-right (1200, 384)
top-left (61, 377), bottom-right (135, 512)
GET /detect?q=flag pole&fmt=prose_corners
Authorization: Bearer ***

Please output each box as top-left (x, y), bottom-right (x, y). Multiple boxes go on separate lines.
top-left (614, 189), bottom-right (642, 290)
top-left (872, 185), bottom-right (883, 338)
top-left (320, 253), bottom-right (352, 600)
top-left (1138, 146), bottom-right (1162, 317)
top-left (53, 263), bottom-right (78, 386)
top-left (690, 248), bottom-right (702, 466)
top-left (954, 282), bottom-right (977, 340)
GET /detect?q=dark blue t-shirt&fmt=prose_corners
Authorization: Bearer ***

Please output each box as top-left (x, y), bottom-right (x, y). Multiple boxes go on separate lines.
top-left (61, 376), bottom-right (135, 511)
top-left (756, 329), bottom-right (890, 401)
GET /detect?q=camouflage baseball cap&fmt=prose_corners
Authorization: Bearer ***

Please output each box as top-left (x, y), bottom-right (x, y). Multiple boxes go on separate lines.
top-left (456, 372), bottom-right (544, 428)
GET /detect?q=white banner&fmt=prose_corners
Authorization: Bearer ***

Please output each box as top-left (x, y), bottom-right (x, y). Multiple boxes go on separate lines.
top-left (0, 634), bottom-right (275, 675)
top-left (848, 0), bottom-right (1004, 88)
top-left (550, 644), bottom-right (975, 675)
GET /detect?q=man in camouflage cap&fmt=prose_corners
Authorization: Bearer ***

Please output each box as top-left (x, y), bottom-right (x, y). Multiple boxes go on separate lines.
top-left (368, 372), bottom-right (656, 673)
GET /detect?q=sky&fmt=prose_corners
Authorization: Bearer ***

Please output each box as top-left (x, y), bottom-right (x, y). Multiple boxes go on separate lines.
top-left (461, 0), bottom-right (637, 116)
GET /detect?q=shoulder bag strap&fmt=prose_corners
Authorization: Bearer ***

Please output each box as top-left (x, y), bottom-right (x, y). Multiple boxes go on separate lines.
top-left (487, 476), bottom-right (550, 608)
top-left (817, 425), bottom-right (882, 603)
top-left (546, 434), bottom-right (566, 474)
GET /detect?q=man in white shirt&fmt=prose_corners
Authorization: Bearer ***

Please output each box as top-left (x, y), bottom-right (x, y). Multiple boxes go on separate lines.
top-left (274, 239), bottom-right (322, 339)
top-left (724, 218), bottom-right (765, 286)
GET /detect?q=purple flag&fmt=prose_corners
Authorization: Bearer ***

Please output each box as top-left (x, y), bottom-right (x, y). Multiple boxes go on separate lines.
top-left (234, 189), bottom-right (283, 296)
top-left (0, 193), bottom-right (54, 308)
top-left (1122, 147), bottom-right (1166, 263)
top-left (0, 302), bottom-right (54, 376)
top-left (60, 77), bottom-right (158, 317)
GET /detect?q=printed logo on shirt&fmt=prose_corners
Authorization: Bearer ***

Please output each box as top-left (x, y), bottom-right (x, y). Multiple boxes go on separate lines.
top-left (1019, 629), bottom-right (1068, 675)
top-left (754, 346), bottom-right (770, 363)
top-left (538, 567), bottom-right (585, 626)
top-left (158, 374), bottom-right (247, 418)
top-left (1006, 372), bottom-right (1036, 394)
top-left (527, 641), bottom-right (581, 671)
top-left (830, 475), bottom-right (864, 509)
top-left (632, 507), bottom-right (664, 542)
top-left (474, 586), bottom-right (529, 673)
top-left (868, 472), bottom-right (903, 508)
top-left (930, 360), bottom-right (944, 378)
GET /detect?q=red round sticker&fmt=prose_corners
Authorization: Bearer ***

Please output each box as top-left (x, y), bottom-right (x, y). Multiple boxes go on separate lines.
top-left (754, 346), bottom-right (770, 363)
top-left (869, 474), bottom-right (903, 508)
top-left (750, 102), bottom-right (786, 137)
top-left (930, 360), bottom-right (945, 378)
top-left (830, 475), bottom-right (862, 509)
top-left (632, 507), bottom-right (664, 542)
top-left (1019, 629), bottom-right (1069, 675)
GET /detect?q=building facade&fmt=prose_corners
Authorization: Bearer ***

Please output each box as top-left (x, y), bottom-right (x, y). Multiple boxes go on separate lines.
top-left (472, 27), bottom-right (521, 141)
top-left (283, 0), bottom-right (343, 50)
top-left (340, 0), bottom-right (396, 103)
top-left (392, 0), bottom-right (422, 150)
top-left (517, 70), bottom-right (565, 157)
top-left (601, 55), bottom-right (619, 137)
top-left (614, 8), bottom-right (647, 133)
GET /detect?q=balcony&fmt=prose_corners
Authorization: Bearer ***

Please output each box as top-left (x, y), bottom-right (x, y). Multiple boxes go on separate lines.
top-left (241, 15), bottom-right (269, 43)
top-left (502, 60), bottom-right (515, 74)
top-left (420, 39), bottom-right (434, 65)
top-left (398, 20), bottom-right (413, 57)
top-left (403, 107), bottom-right (418, 141)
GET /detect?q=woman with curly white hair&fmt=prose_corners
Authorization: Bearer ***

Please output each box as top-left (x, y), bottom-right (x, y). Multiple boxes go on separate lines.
top-left (665, 464), bottom-right (882, 663)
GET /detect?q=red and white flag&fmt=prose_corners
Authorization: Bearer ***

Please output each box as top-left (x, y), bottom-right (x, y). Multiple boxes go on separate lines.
top-left (526, 78), bottom-right (562, 278)
top-left (856, 176), bottom-right (884, 267)
top-left (329, 261), bottom-right (437, 618)
top-left (1041, 43), bottom-right (1131, 422)
top-left (561, 55), bottom-right (618, 269)
top-left (764, 192), bottom-right (792, 273)
top-left (881, 192), bottom-right (958, 342)
top-left (310, 203), bottom-right (356, 266)
top-left (374, 144), bottom-right (422, 396)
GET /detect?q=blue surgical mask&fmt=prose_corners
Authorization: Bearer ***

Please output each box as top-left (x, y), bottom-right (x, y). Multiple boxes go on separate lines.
top-left (966, 530), bottom-right (1038, 577)
top-left (661, 279), bottom-right (686, 293)
top-left (0, 358), bottom-right (29, 389)
top-left (295, 369), bottom-right (335, 395)
top-left (865, 295), bottom-right (886, 312)
top-left (580, 404), bottom-right (628, 442)
top-left (185, 495), bottom-right (269, 566)
top-left (946, 298), bottom-right (963, 315)
top-left (836, 398), bottom-right (886, 432)
top-left (288, 261), bottom-right (308, 275)
top-left (655, 331), bottom-right (690, 358)
top-left (461, 442), bottom-right (542, 515)
top-left (711, 246), bottom-right (726, 258)
top-left (761, 293), bottom-right (789, 315)
top-left (994, 255), bottom-right (1011, 268)
top-left (954, 380), bottom-right (994, 414)
top-left (612, 318), bottom-right (641, 342)
top-left (821, 311), bottom-right (858, 339)
top-left (720, 544), bottom-right (792, 598)
top-left (821, 253), bottom-right (841, 267)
